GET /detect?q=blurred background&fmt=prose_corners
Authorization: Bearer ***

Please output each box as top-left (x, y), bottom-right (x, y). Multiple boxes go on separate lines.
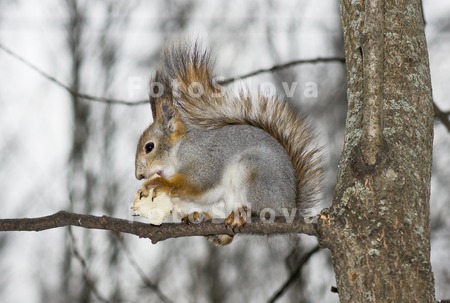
top-left (0, 1), bottom-right (448, 302)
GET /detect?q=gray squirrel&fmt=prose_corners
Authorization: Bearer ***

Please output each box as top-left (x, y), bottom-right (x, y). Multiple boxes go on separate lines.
top-left (135, 42), bottom-right (322, 246)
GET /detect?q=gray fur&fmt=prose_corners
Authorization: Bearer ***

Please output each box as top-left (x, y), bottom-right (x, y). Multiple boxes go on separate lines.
top-left (177, 124), bottom-right (296, 214)
top-left (135, 42), bottom-right (322, 246)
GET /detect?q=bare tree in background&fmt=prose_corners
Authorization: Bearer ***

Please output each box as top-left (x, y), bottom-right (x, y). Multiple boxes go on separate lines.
top-left (61, 1), bottom-right (135, 302)
top-left (263, 3), bottom-right (347, 301)
top-left (0, 4), bottom-right (14, 292)
top-left (62, 0), bottom-right (92, 301)
top-left (1, 1), bottom-right (449, 302)
top-left (52, 2), bottom-right (348, 302)
top-left (96, 3), bottom-right (131, 302)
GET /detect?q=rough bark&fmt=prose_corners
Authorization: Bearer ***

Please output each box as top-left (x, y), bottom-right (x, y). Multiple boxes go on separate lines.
top-left (317, 0), bottom-right (436, 302)
top-left (0, 211), bottom-right (318, 244)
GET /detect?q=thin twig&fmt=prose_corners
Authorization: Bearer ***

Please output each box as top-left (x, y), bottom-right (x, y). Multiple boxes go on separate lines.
top-left (0, 211), bottom-right (320, 243)
top-left (267, 245), bottom-right (320, 303)
top-left (0, 42), bottom-right (343, 105)
top-left (218, 57), bottom-right (346, 85)
top-left (6, 40), bottom-right (448, 134)
top-left (0, 42), bottom-right (146, 106)
top-left (69, 228), bottom-right (111, 303)
top-left (116, 236), bottom-right (174, 303)
top-left (434, 102), bottom-right (450, 132)
top-left (2, 41), bottom-right (450, 134)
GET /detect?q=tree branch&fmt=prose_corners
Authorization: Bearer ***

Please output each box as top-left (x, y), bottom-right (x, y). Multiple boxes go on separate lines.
top-left (0, 211), bottom-right (319, 244)
top-left (3, 41), bottom-right (449, 134)
top-left (116, 235), bottom-right (174, 303)
top-left (217, 57), bottom-right (346, 85)
top-left (267, 244), bottom-right (320, 303)
top-left (0, 42), bottom-right (147, 106)
top-left (68, 228), bottom-right (111, 303)
top-left (434, 102), bottom-right (450, 132)
top-left (0, 42), bottom-right (343, 105)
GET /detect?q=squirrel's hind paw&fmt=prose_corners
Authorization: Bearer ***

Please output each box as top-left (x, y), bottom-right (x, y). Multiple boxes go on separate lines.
top-left (181, 211), bottom-right (212, 224)
top-left (207, 235), bottom-right (234, 247)
top-left (224, 206), bottom-right (249, 232)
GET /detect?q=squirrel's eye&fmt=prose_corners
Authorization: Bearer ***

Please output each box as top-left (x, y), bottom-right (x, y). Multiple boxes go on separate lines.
top-left (144, 142), bottom-right (155, 154)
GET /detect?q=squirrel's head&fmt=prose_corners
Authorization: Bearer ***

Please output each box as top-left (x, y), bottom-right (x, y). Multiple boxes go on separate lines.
top-left (135, 71), bottom-right (186, 180)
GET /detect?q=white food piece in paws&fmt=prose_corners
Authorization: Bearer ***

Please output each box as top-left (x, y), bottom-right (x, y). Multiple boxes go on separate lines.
top-left (132, 180), bottom-right (173, 225)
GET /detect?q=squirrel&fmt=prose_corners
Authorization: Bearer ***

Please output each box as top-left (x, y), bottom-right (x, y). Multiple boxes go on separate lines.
top-left (135, 42), bottom-right (322, 246)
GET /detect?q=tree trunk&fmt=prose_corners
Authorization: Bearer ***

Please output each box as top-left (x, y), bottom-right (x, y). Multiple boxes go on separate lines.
top-left (318, 0), bottom-right (436, 302)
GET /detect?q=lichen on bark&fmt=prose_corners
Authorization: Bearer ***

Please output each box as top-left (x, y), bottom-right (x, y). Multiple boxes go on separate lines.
top-left (318, 0), bottom-right (436, 302)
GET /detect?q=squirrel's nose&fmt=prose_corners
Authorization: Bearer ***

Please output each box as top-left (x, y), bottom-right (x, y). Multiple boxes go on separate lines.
top-left (135, 161), bottom-right (150, 180)
top-left (135, 167), bottom-right (146, 180)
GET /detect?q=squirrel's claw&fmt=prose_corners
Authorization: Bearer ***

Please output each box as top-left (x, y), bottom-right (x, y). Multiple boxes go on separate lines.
top-left (138, 177), bottom-right (173, 201)
top-left (181, 211), bottom-right (212, 224)
top-left (137, 185), bottom-right (159, 202)
top-left (224, 206), bottom-right (248, 233)
top-left (137, 177), bottom-right (158, 200)
top-left (137, 186), bottom-right (150, 200)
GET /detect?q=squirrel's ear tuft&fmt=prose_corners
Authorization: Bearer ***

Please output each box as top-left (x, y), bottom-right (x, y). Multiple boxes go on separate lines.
top-left (158, 100), bottom-right (178, 134)
top-left (149, 97), bottom-right (157, 121)
top-left (161, 101), bottom-right (175, 123)
top-left (149, 70), bottom-right (172, 121)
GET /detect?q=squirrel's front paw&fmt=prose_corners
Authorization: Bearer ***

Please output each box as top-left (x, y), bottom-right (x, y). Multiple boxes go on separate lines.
top-left (181, 211), bottom-right (212, 224)
top-left (138, 177), bottom-right (172, 201)
top-left (224, 206), bottom-right (249, 232)
top-left (137, 183), bottom-right (152, 200)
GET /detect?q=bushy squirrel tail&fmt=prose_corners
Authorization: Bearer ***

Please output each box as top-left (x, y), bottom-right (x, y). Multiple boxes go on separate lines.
top-left (159, 41), bottom-right (323, 211)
